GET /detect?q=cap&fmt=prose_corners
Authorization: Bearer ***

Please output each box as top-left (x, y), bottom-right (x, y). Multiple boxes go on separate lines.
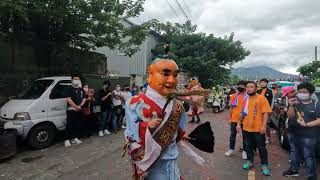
top-left (282, 86), bottom-right (295, 97)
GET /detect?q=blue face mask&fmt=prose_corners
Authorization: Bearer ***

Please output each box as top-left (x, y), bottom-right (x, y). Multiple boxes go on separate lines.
top-left (296, 93), bottom-right (310, 101)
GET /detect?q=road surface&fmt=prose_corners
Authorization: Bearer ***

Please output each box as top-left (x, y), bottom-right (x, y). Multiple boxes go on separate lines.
top-left (0, 111), bottom-right (318, 180)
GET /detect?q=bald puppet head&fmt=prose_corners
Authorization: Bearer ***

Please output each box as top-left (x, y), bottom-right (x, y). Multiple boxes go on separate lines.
top-left (147, 59), bottom-right (180, 96)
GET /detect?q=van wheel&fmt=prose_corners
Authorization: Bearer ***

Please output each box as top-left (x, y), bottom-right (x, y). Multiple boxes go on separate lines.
top-left (28, 124), bottom-right (56, 149)
top-left (213, 106), bottom-right (220, 113)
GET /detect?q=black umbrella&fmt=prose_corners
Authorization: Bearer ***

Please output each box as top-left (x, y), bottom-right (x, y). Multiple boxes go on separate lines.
top-left (187, 121), bottom-right (215, 153)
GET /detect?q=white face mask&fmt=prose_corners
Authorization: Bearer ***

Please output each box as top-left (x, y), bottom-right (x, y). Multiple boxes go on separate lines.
top-left (72, 80), bottom-right (82, 88)
top-left (296, 93), bottom-right (310, 101)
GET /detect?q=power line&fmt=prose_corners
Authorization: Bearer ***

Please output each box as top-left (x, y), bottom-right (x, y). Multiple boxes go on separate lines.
top-left (180, 0), bottom-right (192, 19)
top-left (166, 0), bottom-right (179, 18)
top-left (173, 0), bottom-right (190, 21)
top-left (165, 0), bottom-right (185, 23)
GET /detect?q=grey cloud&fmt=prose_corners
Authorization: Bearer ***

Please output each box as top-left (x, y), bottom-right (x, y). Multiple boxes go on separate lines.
top-left (141, 0), bottom-right (320, 74)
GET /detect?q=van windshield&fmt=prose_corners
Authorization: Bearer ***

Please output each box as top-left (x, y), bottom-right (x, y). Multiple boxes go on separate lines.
top-left (17, 80), bottom-right (54, 99)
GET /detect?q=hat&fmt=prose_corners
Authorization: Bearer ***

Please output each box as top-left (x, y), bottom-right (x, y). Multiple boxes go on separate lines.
top-left (282, 86), bottom-right (295, 97)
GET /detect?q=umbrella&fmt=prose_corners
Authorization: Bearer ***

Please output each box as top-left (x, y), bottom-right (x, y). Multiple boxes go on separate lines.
top-left (187, 121), bottom-right (215, 153)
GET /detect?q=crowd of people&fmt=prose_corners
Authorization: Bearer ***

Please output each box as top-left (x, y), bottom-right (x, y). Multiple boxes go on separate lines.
top-left (225, 79), bottom-right (320, 180)
top-left (62, 72), bottom-right (320, 179)
top-left (64, 73), bottom-right (145, 148)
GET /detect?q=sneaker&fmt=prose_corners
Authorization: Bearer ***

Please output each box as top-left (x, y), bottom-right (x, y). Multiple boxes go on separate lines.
top-left (121, 125), bottom-right (126, 129)
top-left (64, 140), bottom-right (71, 147)
top-left (282, 169), bottom-right (299, 177)
top-left (242, 161), bottom-right (253, 170)
top-left (98, 131), bottom-right (104, 137)
top-left (225, 149), bottom-right (234, 157)
top-left (104, 129), bottom-right (111, 135)
top-left (261, 165), bottom-right (271, 176)
top-left (242, 151), bottom-right (247, 160)
top-left (72, 138), bottom-right (82, 144)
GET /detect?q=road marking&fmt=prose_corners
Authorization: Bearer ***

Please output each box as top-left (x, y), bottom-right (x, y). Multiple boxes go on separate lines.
top-left (248, 170), bottom-right (255, 180)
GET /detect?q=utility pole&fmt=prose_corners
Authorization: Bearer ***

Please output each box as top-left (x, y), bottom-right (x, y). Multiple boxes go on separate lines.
top-left (315, 46), bottom-right (318, 61)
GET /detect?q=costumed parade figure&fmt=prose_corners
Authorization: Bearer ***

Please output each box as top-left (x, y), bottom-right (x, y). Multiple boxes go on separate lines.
top-left (187, 77), bottom-right (205, 123)
top-left (123, 59), bottom-right (214, 180)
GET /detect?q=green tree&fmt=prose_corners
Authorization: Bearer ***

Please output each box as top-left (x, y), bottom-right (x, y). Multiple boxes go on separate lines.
top-left (0, 0), bottom-right (156, 55)
top-left (152, 21), bottom-right (250, 87)
top-left (297, 60), bottom-right (320, 80)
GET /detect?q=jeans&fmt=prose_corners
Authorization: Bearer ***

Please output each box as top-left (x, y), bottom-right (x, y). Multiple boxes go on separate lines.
top-left (288, 132), bottom-right (317, 178)
top-left (111, 105), bottom-right (122, 131)
top-left (243, 131), bottom-right (268, 165)
top-left (229, 122), bottom-right (247, 151)
top-left (100, 109), bottom-right (111, 131)
top-left (112, 113), bottom-right (120, 131)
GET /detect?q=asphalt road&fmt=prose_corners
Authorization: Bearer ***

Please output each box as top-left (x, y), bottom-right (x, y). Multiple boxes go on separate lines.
top-left (0, 111), bottom-right (318, 180)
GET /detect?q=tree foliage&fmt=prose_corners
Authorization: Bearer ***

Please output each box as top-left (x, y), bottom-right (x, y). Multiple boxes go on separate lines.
top-left (0, 0), bottom-right (156, 55)
top-left (297, 60), bottom-right (320, 80)
top-left (152, 21), bottom-right (250, 87)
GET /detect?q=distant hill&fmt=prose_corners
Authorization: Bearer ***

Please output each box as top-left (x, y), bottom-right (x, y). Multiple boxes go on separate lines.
top-left (231, 66), bottom-right (297, 80)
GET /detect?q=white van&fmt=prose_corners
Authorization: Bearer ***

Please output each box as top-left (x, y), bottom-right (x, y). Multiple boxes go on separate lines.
top-left (0, 76), bottom-right (72, 149)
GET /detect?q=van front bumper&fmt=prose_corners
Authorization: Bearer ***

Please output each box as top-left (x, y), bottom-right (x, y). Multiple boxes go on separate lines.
top-left (0, 118), bottom-right (30, 137)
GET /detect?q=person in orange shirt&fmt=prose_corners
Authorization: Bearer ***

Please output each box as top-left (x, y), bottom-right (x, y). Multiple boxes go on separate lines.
top-left (237, 81), bottom-right (272, 176)
top-left (225, 81), bottom-right (248, 160)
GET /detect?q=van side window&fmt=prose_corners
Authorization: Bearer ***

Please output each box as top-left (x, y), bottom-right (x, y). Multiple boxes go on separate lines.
top-left (49, 80), bottom-right (72, 99)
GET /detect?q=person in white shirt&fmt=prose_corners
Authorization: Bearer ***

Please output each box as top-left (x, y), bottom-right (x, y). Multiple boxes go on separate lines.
top-left (120, 85), bottom-right (132, 128)
top-left (112, 84), bottom-right (123, 132)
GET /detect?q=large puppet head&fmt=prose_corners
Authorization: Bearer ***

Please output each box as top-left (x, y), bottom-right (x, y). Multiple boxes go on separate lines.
top-left (147, 59), bottom-right (179, 96)
top-left (189, 77), bottom-right (199, 88)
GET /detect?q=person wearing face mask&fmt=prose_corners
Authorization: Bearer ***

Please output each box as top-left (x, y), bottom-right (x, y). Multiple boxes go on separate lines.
top-left (98, 80), bottom-right (112, 137)
top-left (64, 74), bottom-right (86, 147)
top-left (225, 81), bottom-right (248, 160)
top-left (257, 78), bottom-right (273, 144)
top-left (81, 83), bottom-right (96, 138)
top-left (238, 81), bottom-right (272, 176)
top-left (283, 82), bottom-right (320, 180)
top-left (112, 84), bottom-right (123, 132)
top-left (131, 85), bottom-right (138, 96)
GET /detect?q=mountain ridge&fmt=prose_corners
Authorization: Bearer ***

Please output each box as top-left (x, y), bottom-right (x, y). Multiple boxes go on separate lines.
top-left (231, 66), bottom-right (297, 80)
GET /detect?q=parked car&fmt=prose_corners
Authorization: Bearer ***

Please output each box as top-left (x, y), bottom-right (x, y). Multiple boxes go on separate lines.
top-left (270, 97), bottom-right (290, 148)
top-left (0, 77), bottom-right (71, 149)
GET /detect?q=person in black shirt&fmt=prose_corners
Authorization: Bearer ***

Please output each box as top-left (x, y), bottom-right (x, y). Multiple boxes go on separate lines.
top-left (98, 80), bottom-right (113, 136)
top-left (82, 83), bottom-right (96, 138)
top-left (257, 78), bottom-right (273, 143)
top-left (283, 82), bottom-right (320, 180)
top-left (65, 74), bottom-right (86, 147)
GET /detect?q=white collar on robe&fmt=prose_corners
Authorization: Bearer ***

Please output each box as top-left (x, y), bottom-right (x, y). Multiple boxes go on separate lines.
top-left (146, 86), bottom-right (170, 109)
top-left (146, 86), bottom-right (173, 133)
top-left (145, 86), bottom-right (173, 121)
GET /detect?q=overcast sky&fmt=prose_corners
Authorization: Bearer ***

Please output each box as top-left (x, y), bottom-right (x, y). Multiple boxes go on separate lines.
top-left (137, 0), bottom-right (320, 74)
